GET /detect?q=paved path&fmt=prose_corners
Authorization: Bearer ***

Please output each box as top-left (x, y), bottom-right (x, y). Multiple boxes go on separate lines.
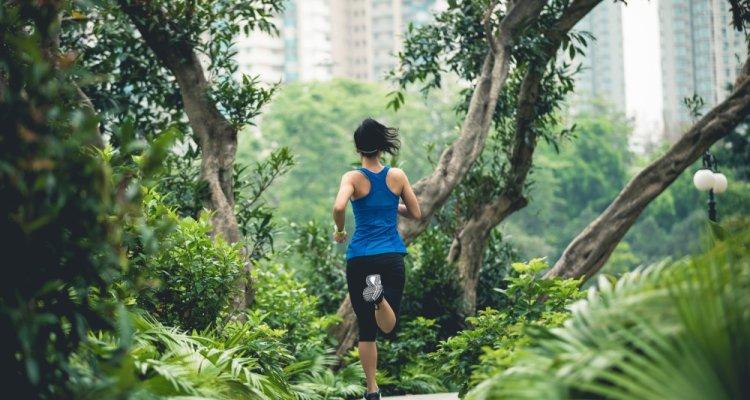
top-left (383, 394), bottom-right (459, 400)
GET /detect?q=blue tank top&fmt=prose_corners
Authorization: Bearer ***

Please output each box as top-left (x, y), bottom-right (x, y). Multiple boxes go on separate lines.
top-left (346, 166), bottom-right (408, 260)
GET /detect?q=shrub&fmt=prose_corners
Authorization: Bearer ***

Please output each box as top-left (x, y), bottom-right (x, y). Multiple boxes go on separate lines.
top-left (69, 312), bottom-right (294, 399)
top-left (402, 227), bottom-right (465, 337)
top-left (72, 309), bottom-right (366, 400)
top-left (428, 258), bottom-right (584, 396)
top-left (476, 230), bottom-right (518, 310)
top-left (287, 220), bottom-right (348, 314)
top-left (467, 220), bottom-right (750, 400)
top-left (131, 192), bottom-right (243, 331)
top-left (251, 257), bottom-right (340, 352)
top-left (377, 317), bottom-right (447, 395)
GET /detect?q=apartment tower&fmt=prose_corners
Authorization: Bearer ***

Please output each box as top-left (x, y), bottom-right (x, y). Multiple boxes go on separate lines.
top-left (659, 0), bottom-right (748, 140)
top-left (569, 1), bottom-right (627, 115)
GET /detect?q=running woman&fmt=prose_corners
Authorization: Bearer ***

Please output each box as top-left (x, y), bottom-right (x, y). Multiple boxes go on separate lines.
top-left (332, 118), bottom-right (421, 400)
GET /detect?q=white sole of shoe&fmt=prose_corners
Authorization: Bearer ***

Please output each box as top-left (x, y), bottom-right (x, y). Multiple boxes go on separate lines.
top-left (363, 274), bottom-right (383, 303)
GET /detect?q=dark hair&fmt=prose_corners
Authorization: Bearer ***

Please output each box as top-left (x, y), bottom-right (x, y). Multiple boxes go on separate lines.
top-left (353, 118), bottom-right (401, 157)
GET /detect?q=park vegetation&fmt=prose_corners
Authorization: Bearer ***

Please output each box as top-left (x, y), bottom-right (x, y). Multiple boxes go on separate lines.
top-left (2, 0), bottom-right (750, 399)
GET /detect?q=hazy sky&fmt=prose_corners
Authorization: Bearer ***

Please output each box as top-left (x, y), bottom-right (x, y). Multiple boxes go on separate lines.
top-left (622, 1), bottom-right (663, 141)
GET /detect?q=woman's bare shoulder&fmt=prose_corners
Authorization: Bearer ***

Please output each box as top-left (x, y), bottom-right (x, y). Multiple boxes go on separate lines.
top-left (341, 169), bottom-right (363, 182)
top-left (388, 167), bottom-right (409, 181)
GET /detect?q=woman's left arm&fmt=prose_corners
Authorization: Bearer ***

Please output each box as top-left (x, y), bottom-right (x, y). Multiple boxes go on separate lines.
top-left (395, 169), bottom-right (421, 220)
top-left (332, 172), bottom-right (354, 242)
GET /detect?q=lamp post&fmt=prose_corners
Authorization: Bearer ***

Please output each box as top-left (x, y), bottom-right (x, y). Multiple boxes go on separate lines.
top-left (692, 151), bottom-right (728, 222)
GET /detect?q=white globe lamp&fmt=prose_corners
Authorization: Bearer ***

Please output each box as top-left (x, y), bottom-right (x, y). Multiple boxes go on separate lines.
top-left (711, 172), bottom-right (728, 193)
top-left (692, 169), bottom-right (715, 192)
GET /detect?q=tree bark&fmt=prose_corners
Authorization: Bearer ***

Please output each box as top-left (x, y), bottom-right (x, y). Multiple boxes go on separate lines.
top-left (448, 195), bottom-right (528, 315)
top-left (332, 0), bottom-right (551, 355)
top-left (118, 1), bottom-right (250, 309)
top-left (545, 56), bottom-right (750, 281)
top-left (398, 0), bottom-right (551, 243)
top-left (448, 0), bottom-right (603, 316)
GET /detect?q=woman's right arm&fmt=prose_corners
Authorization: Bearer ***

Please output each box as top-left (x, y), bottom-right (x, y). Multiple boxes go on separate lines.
top-left (332, 172), bottom-right (354, 242)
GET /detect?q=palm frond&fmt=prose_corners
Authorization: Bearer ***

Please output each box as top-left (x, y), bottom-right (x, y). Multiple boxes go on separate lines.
top-left (467, 226), bottom-right (750, 400)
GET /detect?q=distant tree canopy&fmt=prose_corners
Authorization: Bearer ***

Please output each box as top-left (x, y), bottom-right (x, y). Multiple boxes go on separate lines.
top-left (239, 79), bottom-right (460, 227)
top-left (505, 109), bottom-right (750, 275)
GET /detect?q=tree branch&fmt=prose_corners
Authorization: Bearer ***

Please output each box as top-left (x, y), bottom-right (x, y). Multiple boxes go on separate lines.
top-left (506, 0), bottom-right (602, 195)
top-left (483, 1), bottom-right (501, 53)
top-left (398, 0), bottom-right (551, 244)
top-left (545, 53), bottom-right (750, 281)
top-left (446, 0), bottom-right (602, 315)
top-left (458, 0), bottom-right (603, 250)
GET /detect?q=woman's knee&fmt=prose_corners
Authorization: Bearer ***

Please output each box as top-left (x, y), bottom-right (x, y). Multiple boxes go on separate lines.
top-left (381, 320), bottom-right (398, 336)
top-left (359, 327), bottom-right (378, 342)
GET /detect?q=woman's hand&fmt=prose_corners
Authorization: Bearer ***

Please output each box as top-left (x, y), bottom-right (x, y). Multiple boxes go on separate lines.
top-left (333, 228), bottom-right (348, 243)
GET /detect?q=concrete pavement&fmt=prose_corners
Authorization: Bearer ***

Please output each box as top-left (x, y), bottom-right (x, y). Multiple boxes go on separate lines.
top-left (383, 394), bottom-right (459, 400)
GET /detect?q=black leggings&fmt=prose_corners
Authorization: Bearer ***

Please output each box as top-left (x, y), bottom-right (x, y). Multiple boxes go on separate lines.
top-left (346, 252), bottom-right (405, 342)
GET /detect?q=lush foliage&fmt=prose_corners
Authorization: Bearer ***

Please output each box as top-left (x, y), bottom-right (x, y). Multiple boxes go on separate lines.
top-left (428, 258), bottom-right (584, 396)
top-left (467, 220), bottom-right (750, 400)
top-left (128, 192), bottom-right (244, 331)
top-left (8, 1), bottom-right (750, 399)
top-left (70, 226), bottom-right (366, 400)
top-left (70, 311), bottom-right (365, 400)
top-left (0, 3), bottom-right (134, 396)
top-left (286, 220), bottom-right (348, 314)
top-left (61, 0), bottom-right (282, 137)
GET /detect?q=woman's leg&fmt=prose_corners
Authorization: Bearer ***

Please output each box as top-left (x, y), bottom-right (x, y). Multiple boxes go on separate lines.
top-left (359, 341), bottom-right (378, 393)
top-left (375, 298), bottom-right (396, 333)
top-left (376, 253), bottom-right (405, 336)
top-left (346, 258), bottom-right (380, 394)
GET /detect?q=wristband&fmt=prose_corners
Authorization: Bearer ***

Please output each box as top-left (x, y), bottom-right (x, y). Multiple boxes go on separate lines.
top-left (333, 225), bottom-right (347, 237)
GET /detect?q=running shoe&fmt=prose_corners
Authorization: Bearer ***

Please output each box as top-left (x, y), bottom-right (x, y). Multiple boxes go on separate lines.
top-left (362, 274), bottom-right (384, 304)
top-left (364, 389), bottom-right (381, 400)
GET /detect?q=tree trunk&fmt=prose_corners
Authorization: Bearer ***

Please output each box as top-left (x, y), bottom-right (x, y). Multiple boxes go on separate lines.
top-left (448, 196), bottom-right (527, 315)
top-left (332, 0), bottom-right (552, 355)
top-left (446, 0), bottom-right (603, 316)
top-left (118, 2), bottom-right (250, 309)
top-left (545, 56), bottom-right (750, 281)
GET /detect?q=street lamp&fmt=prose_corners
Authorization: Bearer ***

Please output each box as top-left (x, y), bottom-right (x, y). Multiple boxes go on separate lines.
top-left (692, 151), bottom-right (728, 222)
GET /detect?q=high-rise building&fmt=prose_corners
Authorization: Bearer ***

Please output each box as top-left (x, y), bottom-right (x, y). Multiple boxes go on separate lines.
top-left (236, 0), bottom-right (444, 83)
top-left (236, 0), bottom-right (333, 84)
top-left (568, 1), bottom-right (627, 115)
top-left (403, 0), bottom-right (440, 28)
top-left (234, 18), bottom-right (285, 83)
top-left (659, 0), bottom-right (747, 140)
top-left (330, 0), bottom-right (443, 81)
top-left (284, 0), bottom-right (334, 81)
